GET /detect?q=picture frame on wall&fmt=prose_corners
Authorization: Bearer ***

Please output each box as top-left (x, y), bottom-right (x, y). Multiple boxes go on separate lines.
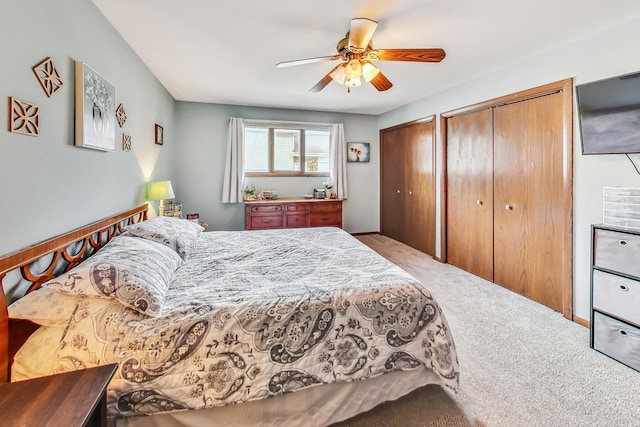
top-left (155, 124), bottom-right (164, 145)
top-left (74, 61), bottom-right (116, 151)
top-left (347, 142), bottom-right (370, 162)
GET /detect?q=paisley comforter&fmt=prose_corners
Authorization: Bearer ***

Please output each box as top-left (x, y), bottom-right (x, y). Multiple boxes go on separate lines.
top-left (42, 227), bottom-right (459, 419)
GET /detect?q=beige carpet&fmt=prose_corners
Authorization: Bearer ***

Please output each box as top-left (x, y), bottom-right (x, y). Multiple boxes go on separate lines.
top-left (339, 234), bottom-right (640, 427)
top-left (334, 384), bottom-right (480, 427)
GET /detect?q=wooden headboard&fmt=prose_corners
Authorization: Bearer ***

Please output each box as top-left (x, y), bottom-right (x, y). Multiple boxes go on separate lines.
top-left (0, 204), bottom-right (148, 382)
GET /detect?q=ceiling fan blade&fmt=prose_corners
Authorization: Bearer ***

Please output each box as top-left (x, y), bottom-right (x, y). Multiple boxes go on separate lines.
top-left (276, 55), bottom-right (340, 68)
top-left (348, 18), bottom-right (378, 52)
top-left (373, 48), bottom-right (446, 62)
top-left (370, 71), bottom-right (393, 91)
top-left (309, 70), bottom-right (336, 93)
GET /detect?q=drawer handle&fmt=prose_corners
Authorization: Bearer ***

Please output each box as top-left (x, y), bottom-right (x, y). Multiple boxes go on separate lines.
top-left (619, 329), bottom-right (628, 336)
top-left (261, 219), bottom-right (272, 223)
top-left (619, 284), bottom-right (630, 292)
top-left (618, 240), bottom-right (628, 246)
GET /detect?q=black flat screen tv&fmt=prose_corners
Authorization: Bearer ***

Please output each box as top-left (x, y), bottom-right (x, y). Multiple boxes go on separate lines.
top-left (577, 71), bottom-right (640, 154)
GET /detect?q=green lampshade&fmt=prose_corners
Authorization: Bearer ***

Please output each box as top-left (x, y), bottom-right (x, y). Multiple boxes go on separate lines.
top-left (147, 180), bottom-right (175, 201)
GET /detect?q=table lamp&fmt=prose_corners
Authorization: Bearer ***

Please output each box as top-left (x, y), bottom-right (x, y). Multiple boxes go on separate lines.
top-left (148, 180), bottom-right (175, 216)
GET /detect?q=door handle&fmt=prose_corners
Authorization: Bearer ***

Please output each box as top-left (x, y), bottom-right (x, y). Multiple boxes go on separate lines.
top-left (397, 189), bottom-right (401, 194)
top-left (409, 191), bottom-right (413, 196)
top-left (476, 200), bottom-right (483, 205)
top-left (505, 204), bottom-right (513, 210)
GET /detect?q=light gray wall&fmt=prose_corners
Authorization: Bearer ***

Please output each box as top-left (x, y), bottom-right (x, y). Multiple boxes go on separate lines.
top-left (378, 16), bottom-right (640, 321)
top-left (174, 103), bottom-right (379, 233)
top-left (0, 0), bottom-right (176, 255)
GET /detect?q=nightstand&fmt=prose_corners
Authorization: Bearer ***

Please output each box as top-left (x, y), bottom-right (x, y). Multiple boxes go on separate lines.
top-left (0, 363), bottom-right (117, 427)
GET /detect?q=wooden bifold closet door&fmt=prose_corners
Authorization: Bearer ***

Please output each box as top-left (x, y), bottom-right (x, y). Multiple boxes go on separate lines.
top-left (446, 108), bottom-right (494, 281)
top-left (381, 119), bottom-right (436, 256)
top-left (445, 80), bottom-right (572, 317)
top-left (493, 92), bottom-right (565, 311)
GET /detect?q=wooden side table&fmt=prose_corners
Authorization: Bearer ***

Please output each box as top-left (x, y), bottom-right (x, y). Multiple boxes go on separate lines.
top-left (0, 363), bottom-right (117, 427)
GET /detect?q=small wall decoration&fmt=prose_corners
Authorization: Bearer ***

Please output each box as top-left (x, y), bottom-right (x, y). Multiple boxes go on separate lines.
top-left (74, 61), bottom-right (116, 151)
top-left (347, 142), bottom-right (370, 162)
top-left (155, 124), bottom-right (163, 145)
top-left (122, 134), bottom-right (132, 151)
top-left (8, 97), bottom-right (40, 136)
top-left (116, 103), bottom-right (127, 128)
top-left (32, 57), bottom-right (63, 97)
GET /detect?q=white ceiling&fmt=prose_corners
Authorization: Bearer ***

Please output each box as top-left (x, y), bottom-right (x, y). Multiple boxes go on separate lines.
top-left (93, 0), bottom-right (640, 115)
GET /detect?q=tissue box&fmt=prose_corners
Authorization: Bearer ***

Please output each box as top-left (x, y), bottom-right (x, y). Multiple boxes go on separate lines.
top-left (603, 187), bottom-right (640, 229)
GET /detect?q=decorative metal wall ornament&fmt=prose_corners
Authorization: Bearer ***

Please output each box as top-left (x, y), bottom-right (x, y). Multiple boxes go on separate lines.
top-left (8, 97), bottom-right (40, 136)
top-left (116, 103), bottom-right (127, 128)
top-left (122, 134), bottom-right (132, 151)
top-left (32, 57), bottom-right (64, 97)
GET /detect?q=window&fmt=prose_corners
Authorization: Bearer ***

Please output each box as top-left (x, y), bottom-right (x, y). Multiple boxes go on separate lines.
top-left (244, 123), bottom-right (331, 177)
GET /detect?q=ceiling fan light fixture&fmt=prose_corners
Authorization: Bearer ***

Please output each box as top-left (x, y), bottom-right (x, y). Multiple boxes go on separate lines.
top-left (330, 63), bottom-right (347, 84)
top-left (331, 59), bottom-right (371, 88)
top-left (361, 61), bottom-right (380, 83)
top-left (282, 17), bottom-right (446, 94)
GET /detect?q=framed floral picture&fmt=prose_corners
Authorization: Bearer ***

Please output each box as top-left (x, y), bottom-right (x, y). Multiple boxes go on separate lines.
top-left (74, 61), bottom-right (116, 151)
top-left (347, 142), bottom-right (370, 162)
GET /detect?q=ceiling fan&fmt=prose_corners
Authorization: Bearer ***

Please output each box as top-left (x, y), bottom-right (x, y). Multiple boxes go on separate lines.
top-left (276, 18), bottom-right (446, 93)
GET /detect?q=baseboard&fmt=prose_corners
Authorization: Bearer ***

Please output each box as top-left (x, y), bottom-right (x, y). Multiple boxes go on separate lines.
top-left (573, 315), bottom-right (590, 329)
top-left (351, 232), bottom-right (380, 236)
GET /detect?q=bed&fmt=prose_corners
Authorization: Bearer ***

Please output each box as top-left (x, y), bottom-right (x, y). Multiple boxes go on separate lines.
top-left (0, 205), bottom-right (459, 426)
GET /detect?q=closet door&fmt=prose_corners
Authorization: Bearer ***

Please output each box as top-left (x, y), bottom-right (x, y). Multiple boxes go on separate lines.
top-left (446, 109), bottom-right (494, 281)
top-left (405, 121), bottom-right (435, 256)
top-left (381, 126), bottom-right (407, 243)
top-left (493, 92), bottom-right (564, 311)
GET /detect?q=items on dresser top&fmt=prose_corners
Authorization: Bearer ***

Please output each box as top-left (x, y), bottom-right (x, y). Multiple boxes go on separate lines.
top-left (591, 224), bottom-right (640, 372)
top-left (245, 197), bottom-right (342, 230)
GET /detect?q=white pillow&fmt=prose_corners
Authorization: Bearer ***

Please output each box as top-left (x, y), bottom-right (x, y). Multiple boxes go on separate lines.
top-left (9, 286), bottom-right (83, 327)
top-left (11, 326), bottom-right (66, 381)
top-left (123, 216), bottom-right (204, 259)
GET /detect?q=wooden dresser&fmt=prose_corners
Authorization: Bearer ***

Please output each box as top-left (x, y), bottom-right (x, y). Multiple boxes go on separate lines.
top-left (245, 198), bottom-right (343, 230)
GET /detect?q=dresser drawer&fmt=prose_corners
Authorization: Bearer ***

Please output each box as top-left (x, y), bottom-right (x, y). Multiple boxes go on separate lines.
top-left (286, 204), bottom-right (310, 213)
top-left (285, 213), bottom-right (309, 228)
top-left (249, 215), bottom-right (283, 229)
top-left (593, 311), bottom-right (640, 371)
top-left (593, 269), bottom-right (640, 327)
top-left (310, 212), bottom-right (340, 227)
top-left (311, 202), bottom-right (341, 213)
top-left (249, 204), bottom-right (283, 214)
top-left (594, 228), bottom-right (640, 278)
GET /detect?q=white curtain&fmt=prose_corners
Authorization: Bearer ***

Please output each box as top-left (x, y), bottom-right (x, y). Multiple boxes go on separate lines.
top-left (221, 117), bottom-right (245, 203)
top-left (330, 123), bottom-right (348, 199)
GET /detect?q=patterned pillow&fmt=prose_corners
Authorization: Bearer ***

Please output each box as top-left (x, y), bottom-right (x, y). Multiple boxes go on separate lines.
top-left (44, 235), bottom-right (182, 317)
top-left (8, 286), bottom-right (83, 327)
top-left (123, 216), bottom-right (204, 259)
